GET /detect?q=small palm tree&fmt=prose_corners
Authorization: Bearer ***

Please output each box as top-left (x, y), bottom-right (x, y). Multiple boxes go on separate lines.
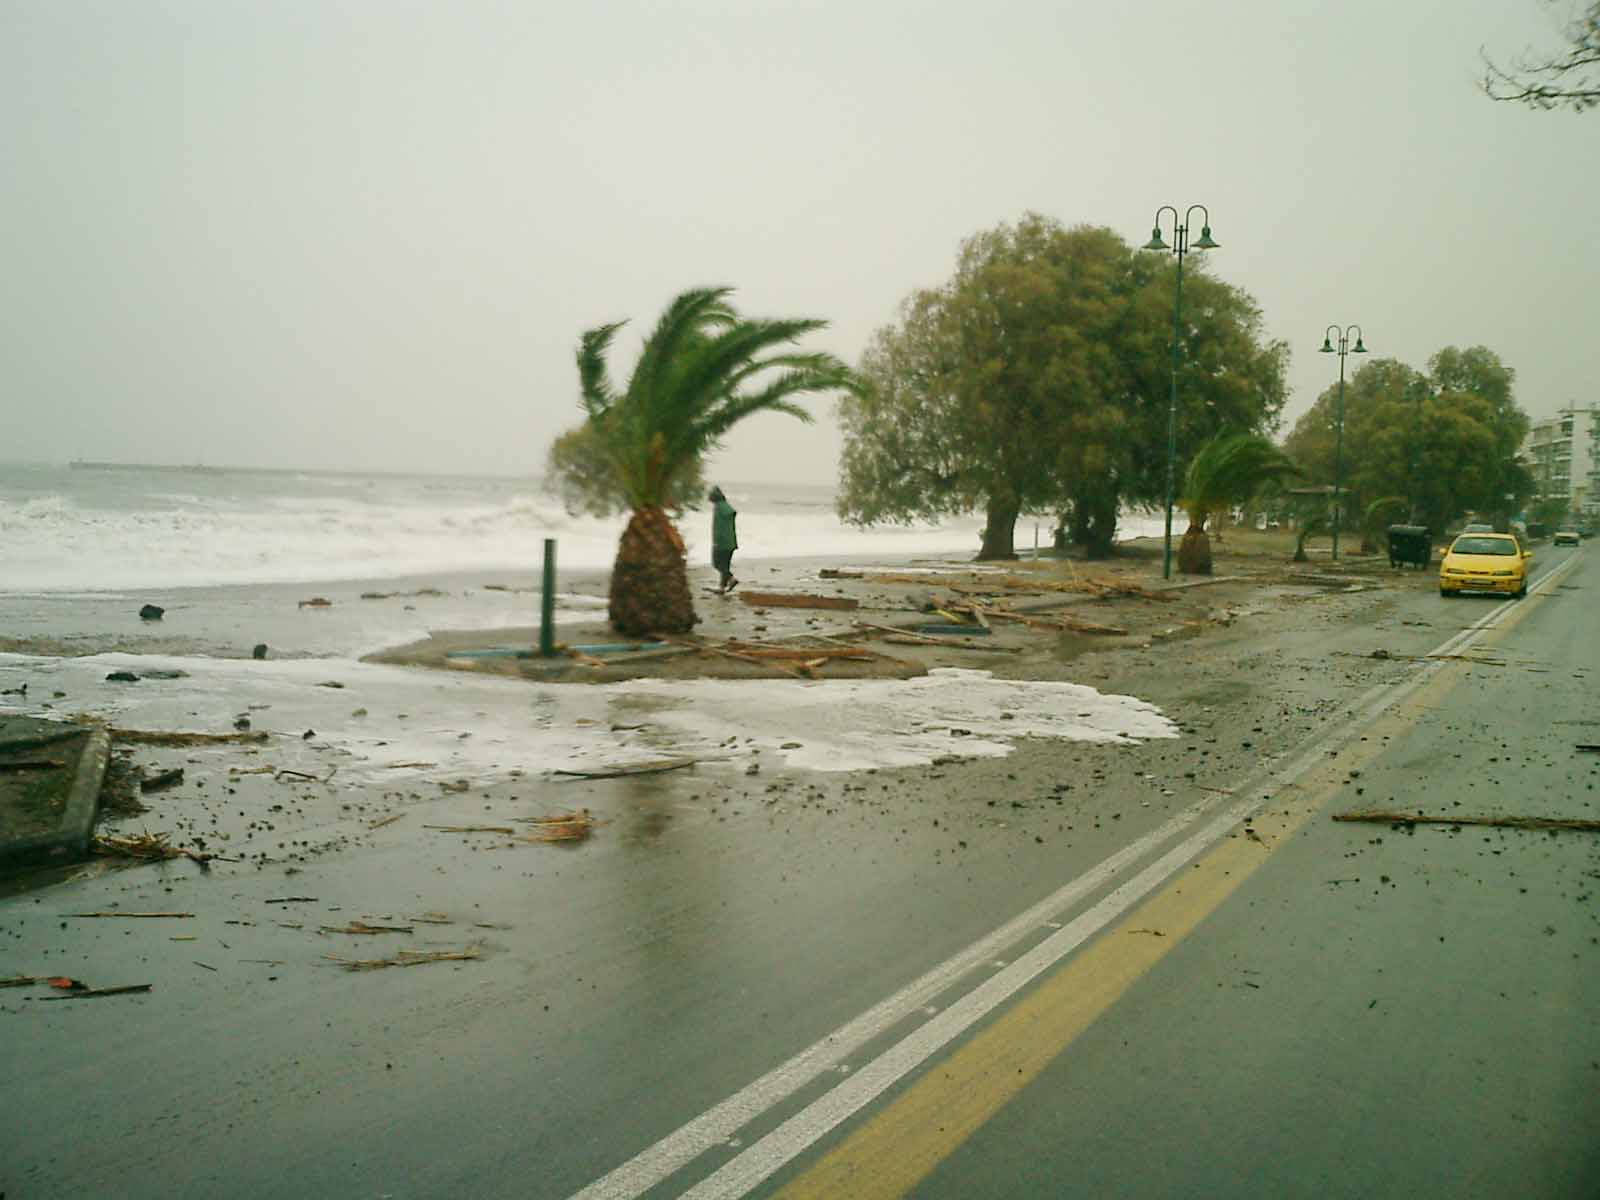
top-left (577, 287), bottom-right (857, 635)
top-left (1178, 433), bottom-right (1301, 574)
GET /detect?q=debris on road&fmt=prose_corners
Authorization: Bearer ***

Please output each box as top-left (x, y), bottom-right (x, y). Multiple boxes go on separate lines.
top-left (1333, 810), bottom-right (1600, 833)
top-left (138, 767), bottom-right (185, 793)
top-left (737, 591), bottom-right (860, 611)
top-left (324, 945), bottom-right (482, 971)
top-left (67, 911), bottom-right (195, 919)
top-left (40, 983), bottom-right (153, 1000)
top-left (110, 728), bottom-right (269, 746)
top-left (320, 920), bottom-right (415, 935)
top-left (423, 824), bottom-right (515, 834)
top-left (553, 758), bottom-right (698, 780)
top-left (264, 896), bottom-right (320, 904)
top-left (517, 811), bottom-right (598, 842)
top-left (93, 831), bottom-right (231, 865)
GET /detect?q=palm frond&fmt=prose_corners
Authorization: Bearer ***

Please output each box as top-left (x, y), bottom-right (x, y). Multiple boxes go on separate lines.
top-left (1181, 432), bottom-right (1300, 526)
top-left (577, 321), bottom-right (626, 419)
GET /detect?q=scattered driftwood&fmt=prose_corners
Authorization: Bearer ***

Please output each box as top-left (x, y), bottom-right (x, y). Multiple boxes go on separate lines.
top-left (855, 622), bottom-right (948, 645)
top-left (320, 920), bottom-right (415, 935)
top-left (325, 945), bottom-right (482, 971)
top-left (721, 641), bottom-right (875, 661)
top-left (1576, 744), bottom-right (1600, 754)
top-left (1, 976), bottom-right (43, 988)
top-left (879, 636), bottom-right (1019, 653)
top-left (818, 568), bottom-right (864, 579)
top-left (385, 760), bottom-right (437, 770)
top-left (423, 824), bottom-right (515, 834)
top-left (737, 591), bottom-right (859, 611)
top-left (264, 896), bottom-right (319, 904)
top-left (68, 911), bottom-right (194, 919)
top-left (368, 813), bottom-right (405, 830)
top-left (40, 983), bottom-right (152, 1000)
top-left (0, 758), bottom-right (64, 772)
top-left (680, 640), bottom-right (803, 677)
top-left (517, 811), bottom-right (597, 842)
top-left (1333, 810), bottom-right (1600, 834)
top-left (139, 767), bottom-right (185, 793)
top-left (92, 832), bottom-right (232, 865)
top-left (275, 767), bottom-right (337, 784)
top-left (111, 728), bottom-right (269, 746)
top-left (298, 597), bottom-right (332, 608)
top-left (553, 758), bottom-right (697, 780)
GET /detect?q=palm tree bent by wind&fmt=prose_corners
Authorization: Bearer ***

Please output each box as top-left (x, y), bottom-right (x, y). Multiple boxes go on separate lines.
top-left (576, 287), bottom-right (858, 635)
top-left (1177, 432), bottom-right (1301, 575)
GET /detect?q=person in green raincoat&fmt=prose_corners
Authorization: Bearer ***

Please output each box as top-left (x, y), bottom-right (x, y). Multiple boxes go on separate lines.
top-left (709, 485), bottom-right (739, 594)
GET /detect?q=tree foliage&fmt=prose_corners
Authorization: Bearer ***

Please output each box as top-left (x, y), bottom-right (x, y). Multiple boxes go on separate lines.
top-left (837, 213), bottom-right (1288, 559)
top-left (570, 286), bottom-right (857, 634)
top-left (543, 420), bottom-right (705, 518)
top-left (1282, 346), bottom-right (1532, 536)
top-left (1483, 1), bottom-right (1600, 112)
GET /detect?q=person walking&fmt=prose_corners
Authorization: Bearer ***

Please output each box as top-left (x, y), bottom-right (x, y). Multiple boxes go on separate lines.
top-left (709, 485), bottom-right (739, 594)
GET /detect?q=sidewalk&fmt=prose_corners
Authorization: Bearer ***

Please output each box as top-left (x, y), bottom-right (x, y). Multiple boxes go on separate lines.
top-left (0, 714), bottom-right (109, 868)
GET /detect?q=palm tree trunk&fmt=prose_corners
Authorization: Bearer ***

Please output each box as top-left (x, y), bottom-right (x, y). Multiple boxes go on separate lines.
top-left (609, 506), bottom-right (696, 636)
top-left (1177, 521), bottom-right (1213, 575)
top-left (977, 496), bottom-right (1019, 560)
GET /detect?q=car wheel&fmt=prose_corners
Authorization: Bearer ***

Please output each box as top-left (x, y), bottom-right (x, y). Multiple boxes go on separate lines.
top-left (1439, 586), bottom-right (1451, 597)
top-left (1516, 581), bottom-right (1527, 598)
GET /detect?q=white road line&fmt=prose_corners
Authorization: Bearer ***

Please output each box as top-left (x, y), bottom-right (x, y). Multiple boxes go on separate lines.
top-left (569, 551), bottom-right (1584, 1200)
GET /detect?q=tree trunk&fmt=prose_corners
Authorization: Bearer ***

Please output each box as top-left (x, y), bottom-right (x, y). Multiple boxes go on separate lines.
top-left (1177, 524), bottom-right (1213, 575)
top-left (1078, 490), bottom-right (1119, 560)
top-left (977, 498), bottom-right (1019, 560)
top-left (608, 506), bottom-right (697, 636)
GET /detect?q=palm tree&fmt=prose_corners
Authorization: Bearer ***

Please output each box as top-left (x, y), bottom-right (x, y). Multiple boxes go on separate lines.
top-left (1177, 432), bottom-right (1301, 574)
top-left (577, 287), bottom-right (857, 635)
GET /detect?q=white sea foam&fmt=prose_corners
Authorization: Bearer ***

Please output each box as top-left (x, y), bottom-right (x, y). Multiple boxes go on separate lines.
top-left (0, 466), bottom-right (1166, 593)
top-left (0, 656), bottom-right (1177, 776)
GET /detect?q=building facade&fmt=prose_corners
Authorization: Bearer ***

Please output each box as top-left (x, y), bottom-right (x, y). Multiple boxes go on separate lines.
top-left (1522, 405), bottom-right (1598, 524)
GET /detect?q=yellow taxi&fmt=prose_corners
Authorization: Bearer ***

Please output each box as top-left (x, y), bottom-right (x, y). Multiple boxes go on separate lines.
top-left (1439, 531), bottom-right (1532, 598)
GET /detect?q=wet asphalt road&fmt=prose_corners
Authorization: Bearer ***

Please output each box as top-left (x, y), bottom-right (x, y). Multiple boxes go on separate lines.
top-left (1, 548), bottom-right (1594, 1199)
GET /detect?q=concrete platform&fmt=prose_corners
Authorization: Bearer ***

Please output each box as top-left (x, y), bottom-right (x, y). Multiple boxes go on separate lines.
top-left (0, 715), bottom-right (109, 869)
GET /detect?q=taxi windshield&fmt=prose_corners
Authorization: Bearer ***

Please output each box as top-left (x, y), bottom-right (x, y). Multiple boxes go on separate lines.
top-left (1452, 536), bottom-right (1516, 556)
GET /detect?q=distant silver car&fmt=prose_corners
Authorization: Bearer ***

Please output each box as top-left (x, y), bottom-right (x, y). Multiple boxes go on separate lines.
top-left (1553, 527), bottom-right (1580, 546)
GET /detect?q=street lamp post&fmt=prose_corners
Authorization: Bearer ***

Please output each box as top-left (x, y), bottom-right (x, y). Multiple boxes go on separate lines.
top-left (1319, 324), bottom-right (1367, 560)
top-left (1141, 205), bottom-right (1218, 579)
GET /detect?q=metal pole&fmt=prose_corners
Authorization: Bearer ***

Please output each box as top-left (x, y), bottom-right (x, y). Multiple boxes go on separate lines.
top-left (539, 538), bottom-right (556, 658)
top-left (1163, 229), bottom-right (1185, 580)
top-left (1331, 344), bottom-right (1347, 560)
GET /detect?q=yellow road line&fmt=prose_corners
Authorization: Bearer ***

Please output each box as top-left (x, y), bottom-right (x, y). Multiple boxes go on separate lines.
top-left (775, 580), bottom-right (1556, 1200)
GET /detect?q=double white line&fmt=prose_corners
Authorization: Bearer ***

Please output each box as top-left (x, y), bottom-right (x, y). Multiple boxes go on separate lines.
top-left (573, 550), bottom-right (1584, 1200)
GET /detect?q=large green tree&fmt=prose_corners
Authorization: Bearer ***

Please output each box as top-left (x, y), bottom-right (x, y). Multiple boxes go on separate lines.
top-left (1283, 347), bottom-right (1531, 538)
top-left (838, 213), bottom-right (1287, 559)
top-left (572, 287), bottom-right (856, 635)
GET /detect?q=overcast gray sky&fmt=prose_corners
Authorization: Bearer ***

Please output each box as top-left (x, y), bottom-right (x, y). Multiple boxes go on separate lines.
top-left (3, 0), bottom-right (1594, 484)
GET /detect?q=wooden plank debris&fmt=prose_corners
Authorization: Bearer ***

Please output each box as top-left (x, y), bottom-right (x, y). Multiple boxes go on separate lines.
top-left (40, 983), bottom-right (153, 1000)
top-left (67, 911), bottom-right (194, 919)
top-left (516, 811), bottom-right (597, 842)
top-left (320, 920), bottom-right (415, 935)
top-left (737, 591), bottom-right (860, 611)
top-left (110, 728), bottom-right (269, 746)
top-left (553, 759), bottom-right (698, 780)
top-left (423, 824), bottom-right (515, 834)
top-left (324, 945), bottom-right (482, 971)
top-left (1333, 810), bottom-right (1600, 833)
